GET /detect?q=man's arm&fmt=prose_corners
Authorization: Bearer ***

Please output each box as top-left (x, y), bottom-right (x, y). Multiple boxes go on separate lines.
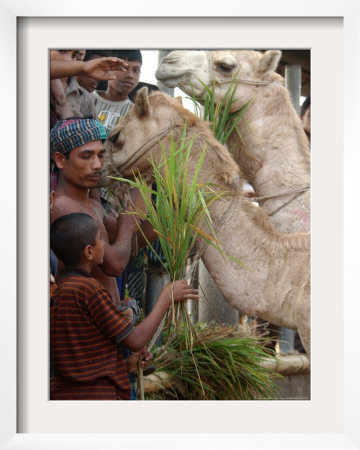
top-left (103, 187), bottom-right (157, 251)
top-left (50, 57), bottom-right (127, 80)
top-left (100, 209), bottom-right (139, 277)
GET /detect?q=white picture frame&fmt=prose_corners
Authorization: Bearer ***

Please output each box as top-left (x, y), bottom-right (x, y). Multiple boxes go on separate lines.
top-left (1, 1), bottom-right (359, 449)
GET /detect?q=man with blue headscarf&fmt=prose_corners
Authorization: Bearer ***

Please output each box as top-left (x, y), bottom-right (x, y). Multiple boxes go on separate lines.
top-left (50, 116), bottom-right (154, 305)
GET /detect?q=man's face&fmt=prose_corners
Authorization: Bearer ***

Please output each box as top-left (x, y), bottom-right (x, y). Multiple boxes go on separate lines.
top-left (50, 50), bottom-right (78, 61)
top-left (107, 59), bottom-right (141, 97)
top-left (54, 140), bottom-right (105, 189)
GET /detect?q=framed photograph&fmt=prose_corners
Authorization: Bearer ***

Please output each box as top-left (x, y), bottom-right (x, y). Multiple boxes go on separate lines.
top-left (1, 1), bottom-right (359, 449)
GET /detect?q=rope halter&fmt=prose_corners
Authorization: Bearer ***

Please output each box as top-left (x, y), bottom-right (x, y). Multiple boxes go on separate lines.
top-left (107, 125), bottom-right (175, 179)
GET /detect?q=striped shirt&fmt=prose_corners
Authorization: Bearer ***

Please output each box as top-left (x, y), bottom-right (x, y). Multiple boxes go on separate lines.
top-left (50, 267), bottom-right (134, 400)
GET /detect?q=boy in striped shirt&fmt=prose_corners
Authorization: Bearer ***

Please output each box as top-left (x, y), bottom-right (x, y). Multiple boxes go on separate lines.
top-left (50, 212), bottom-right (199, 400)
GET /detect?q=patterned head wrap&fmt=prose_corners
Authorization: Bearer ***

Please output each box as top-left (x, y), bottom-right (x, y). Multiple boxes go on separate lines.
top-left (50, 118), bottom-right (107, 160)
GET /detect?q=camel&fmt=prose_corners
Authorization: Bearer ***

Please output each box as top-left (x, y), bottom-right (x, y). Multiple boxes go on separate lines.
top-left (101, 88), bottom-right (311, 354)
top-left (155, 50), bottom-right (311, 234)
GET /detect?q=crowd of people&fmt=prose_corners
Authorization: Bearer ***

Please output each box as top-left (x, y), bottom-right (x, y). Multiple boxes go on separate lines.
top-left (49, 49), bottom-right (199, 400)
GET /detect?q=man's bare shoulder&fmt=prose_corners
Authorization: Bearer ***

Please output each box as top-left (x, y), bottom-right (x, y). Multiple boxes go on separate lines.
top-left (50, 193), bottom-right (79, 223)
top-left (50, 191), bottom-right (105, 223)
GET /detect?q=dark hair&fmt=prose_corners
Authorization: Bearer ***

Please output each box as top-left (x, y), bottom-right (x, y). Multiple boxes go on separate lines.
top-left (105, 49), bottom-right (142, 65)
top-left (83, 49), bottom-right (108, 61)
top-left (300, 96), bottom-right (311, 117)
top-left (50, 213), bottom-right (99, 266)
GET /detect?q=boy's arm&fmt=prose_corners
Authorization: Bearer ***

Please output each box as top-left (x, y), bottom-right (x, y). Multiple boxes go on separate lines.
top-left (122, 280), bottom-right (199, 352)
top-left (50, 57), bottom-right (127, 80)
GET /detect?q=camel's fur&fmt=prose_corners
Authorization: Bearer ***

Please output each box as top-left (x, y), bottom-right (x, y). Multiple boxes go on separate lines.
top-left (155, 50), bottom-right (311, 234)
top-left (103, 88), bottom-right (311, 354)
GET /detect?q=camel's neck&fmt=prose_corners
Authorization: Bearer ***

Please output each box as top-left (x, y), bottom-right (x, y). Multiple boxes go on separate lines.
top-left (170, 125), bottom-right (243, 193)
top-left (228, 83), bottom-right (311, 233)
top-left (199, 193), bottom-right (310, 328)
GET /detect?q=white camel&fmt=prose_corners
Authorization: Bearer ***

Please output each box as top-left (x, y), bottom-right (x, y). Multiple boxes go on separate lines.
top-left (102, 88), bottom-right (311, 354)
top-left (155, 50), bottom-right (311, 234)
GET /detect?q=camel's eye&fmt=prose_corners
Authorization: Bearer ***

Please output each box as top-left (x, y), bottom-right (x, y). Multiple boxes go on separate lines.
top-left (108, 130), bottom-right (120, 144)
top-left (215, 56), bottom-right (238, 74)
top-left (217, 63), bottom-right (236, 74)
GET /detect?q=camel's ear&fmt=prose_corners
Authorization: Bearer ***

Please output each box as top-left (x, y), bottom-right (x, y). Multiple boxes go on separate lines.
top-left (174, 96), bottom-right (183, 106)
top-left (135, 87), bottom-right (150, 117)
top-left (258, 50), bottom-right (281, 74)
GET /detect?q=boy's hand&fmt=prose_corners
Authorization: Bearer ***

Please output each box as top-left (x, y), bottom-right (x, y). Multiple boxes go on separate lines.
top-left (125, 347), bottom-right (153, 373)
top-left (162, 279), bottom-right (199, 304)
top-left (83, 57), bottom-right (128, 80)
top-left (138, 349), bottom-right (153, 370)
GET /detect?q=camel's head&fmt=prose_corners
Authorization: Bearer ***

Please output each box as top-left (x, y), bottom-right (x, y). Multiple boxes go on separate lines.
top-left (102, 88), bottom-right (198, 181)
top-left (156, 50), bottom-right (282, 111)
top-left (102, 87), bottom-right (241, 191)
top-left (156, 51), bottom-right (211, 95)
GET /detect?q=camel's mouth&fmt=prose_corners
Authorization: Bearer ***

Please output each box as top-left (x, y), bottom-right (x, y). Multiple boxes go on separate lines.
top-left (96, 173), bottom-right (111, 188)
top-left (155, 68), bottom-right (190, 87)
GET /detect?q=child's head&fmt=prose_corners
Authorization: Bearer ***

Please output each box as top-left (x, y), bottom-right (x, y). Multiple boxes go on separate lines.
top-left (105, 50), bottom-right (142, 100)
top-left (50, 213), bottom-right (104, 268)
top-left (105, 50), bottom-right (142, 65)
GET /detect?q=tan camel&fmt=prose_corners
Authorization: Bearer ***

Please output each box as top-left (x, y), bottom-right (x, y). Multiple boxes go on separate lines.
top-left (155, 50), bottom-right (311, 234)
top-left (102, 88), bottom-right (311, 354)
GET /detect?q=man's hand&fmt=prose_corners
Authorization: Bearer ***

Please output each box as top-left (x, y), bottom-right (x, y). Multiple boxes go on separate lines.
top-left (116, 187), bottom-right (148, 235)
top-left (83, 57), bottom-right (128, 80)
top-left (50, 58), bottom-right (128, 80)
top-left (128, 187), bottom-right (148, 216)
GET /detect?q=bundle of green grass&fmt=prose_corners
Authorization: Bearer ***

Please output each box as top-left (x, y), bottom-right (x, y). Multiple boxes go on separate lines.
top-left (147, 322), bottom-right (280, 400)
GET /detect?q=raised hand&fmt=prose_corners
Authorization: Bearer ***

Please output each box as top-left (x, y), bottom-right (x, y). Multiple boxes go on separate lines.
top-left (83, 57), bottom-right (128, 80)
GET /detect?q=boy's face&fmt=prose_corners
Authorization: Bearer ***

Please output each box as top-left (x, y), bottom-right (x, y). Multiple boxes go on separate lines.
top-left (107, 59), bottom-right (141, 97)
top-left (75, 50), bottom-right (86, 61)
top-left (54, 140), bottom-right (105, 189)
top-left (92, 229), bottom-right (105, 265)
